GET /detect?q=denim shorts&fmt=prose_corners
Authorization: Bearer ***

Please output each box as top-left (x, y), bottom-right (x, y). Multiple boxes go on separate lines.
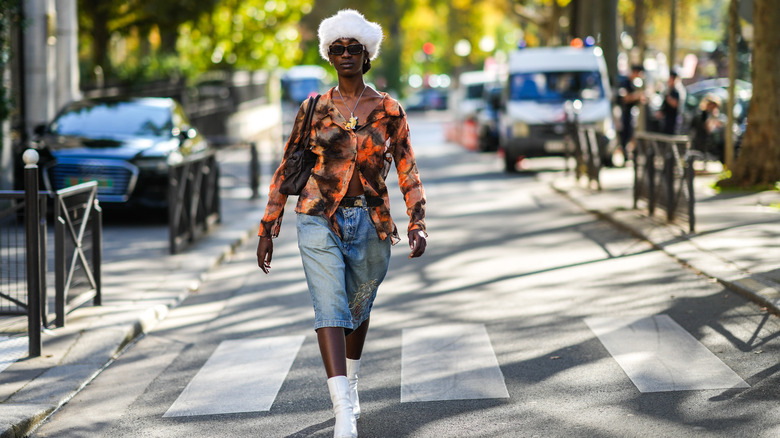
top-left (296, 197), bottom-right (392, 334)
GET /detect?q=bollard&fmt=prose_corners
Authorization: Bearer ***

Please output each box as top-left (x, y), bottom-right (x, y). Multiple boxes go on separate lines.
top-left (686, 154), bottom-right (696, 233)
top-left (23, 149), bottom-right (42, 357)
top-left (250, 142), bottom-right (260, 199)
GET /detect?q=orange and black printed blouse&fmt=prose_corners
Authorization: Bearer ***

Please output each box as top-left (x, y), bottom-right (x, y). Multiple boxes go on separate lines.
top-left (258, 87), bottom-right (426, 244)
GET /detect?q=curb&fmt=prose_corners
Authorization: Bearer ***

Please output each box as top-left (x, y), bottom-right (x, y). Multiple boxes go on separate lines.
top-left (551, 180), bottom-right (780, 317)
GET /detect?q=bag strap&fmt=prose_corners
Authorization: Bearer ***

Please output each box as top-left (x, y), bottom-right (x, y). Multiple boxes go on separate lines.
top-left (300, 94), bottom-right (321, 151)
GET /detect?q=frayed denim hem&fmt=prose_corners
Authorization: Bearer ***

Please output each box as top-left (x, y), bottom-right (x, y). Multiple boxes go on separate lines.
top-left (314, 320), bottom-right (354, 331)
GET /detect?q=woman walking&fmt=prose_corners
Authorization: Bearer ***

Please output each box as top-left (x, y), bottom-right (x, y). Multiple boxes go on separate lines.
top-left (256, 9), bottom-right (427, 438)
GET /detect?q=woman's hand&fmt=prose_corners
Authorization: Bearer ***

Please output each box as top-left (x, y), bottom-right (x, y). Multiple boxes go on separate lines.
top-left (257, 236), bottom-right (273, 274)
top-left (408, 230), bottom-right (427, 259)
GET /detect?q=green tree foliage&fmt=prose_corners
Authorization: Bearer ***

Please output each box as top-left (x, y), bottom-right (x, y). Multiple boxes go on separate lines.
top-left (0, 0), bottom-right (20, 120)
top-left (78, 0), bottom-right (311, 85)
top-left (177, 0), bottom-right (312, 74)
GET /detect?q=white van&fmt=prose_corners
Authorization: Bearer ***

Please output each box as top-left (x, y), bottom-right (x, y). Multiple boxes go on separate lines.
top-left (453, 70), bottom-right (491, 121)
top-left (497, 46), bottom-right (616, 171)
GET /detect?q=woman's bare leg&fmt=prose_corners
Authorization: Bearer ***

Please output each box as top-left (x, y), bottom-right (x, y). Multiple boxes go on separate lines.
top-left (345, 317), bottom-right (370, 360)
top-left (317, 327), bottom-right (347, 377)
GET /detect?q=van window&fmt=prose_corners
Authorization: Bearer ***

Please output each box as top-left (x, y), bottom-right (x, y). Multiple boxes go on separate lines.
top-left (466, 83), bottom-right (485, 99)
top-left (509, 71), bottom-right (603, 101)
top-left (283, 78), bottom-right (322, 102)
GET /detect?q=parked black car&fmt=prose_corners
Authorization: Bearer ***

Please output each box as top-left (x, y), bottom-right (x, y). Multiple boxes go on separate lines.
top-left (33, 97), bottom-right (211, 209)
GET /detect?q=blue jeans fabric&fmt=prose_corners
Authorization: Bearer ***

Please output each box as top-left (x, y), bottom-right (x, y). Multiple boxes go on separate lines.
top-left (296, 198), bottom-right (392, 334)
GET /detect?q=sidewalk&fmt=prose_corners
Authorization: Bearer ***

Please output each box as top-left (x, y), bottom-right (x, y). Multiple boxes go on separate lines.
top-left (0, 149), bottom-right (265, 438)
top-left (550, 165), bottom-right (780, 315)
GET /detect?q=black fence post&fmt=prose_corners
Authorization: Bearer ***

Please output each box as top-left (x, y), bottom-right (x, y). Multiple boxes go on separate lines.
top-left (23, 150), bottom-right (42, 357)
top-left (633, 138), bottom-right (640, 209)
top-left (250, 142), bottom-right (260, 199)
top-left (686, 154), bottom-right (696, 233)
top-left (664, 148), bottom-right (675, 222)
top-left (92, 200), bottom-right (103, 306)
top-left (646, 146), bottom-right (656, 216)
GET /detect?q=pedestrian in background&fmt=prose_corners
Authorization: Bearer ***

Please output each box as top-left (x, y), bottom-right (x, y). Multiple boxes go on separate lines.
top-left (691, 93), bottom-right (727, 163)
top-left (617, 64), bottom-right (646, 161)
top-left (657, 71), bottom-right (683, 134)
top-left (256, 9), bottom-right (428, 438)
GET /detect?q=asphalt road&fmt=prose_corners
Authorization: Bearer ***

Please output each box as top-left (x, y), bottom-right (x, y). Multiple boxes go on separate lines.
top-left (33, 115), bottom-right (780, 437)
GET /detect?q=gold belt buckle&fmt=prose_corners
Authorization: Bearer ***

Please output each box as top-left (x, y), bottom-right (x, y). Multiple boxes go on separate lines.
top-left (354, 198), bottom-right (363, 207)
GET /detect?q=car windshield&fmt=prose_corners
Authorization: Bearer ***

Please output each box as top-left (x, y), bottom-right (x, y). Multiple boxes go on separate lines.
top-left (51, 101), bottom-right (173, 138)
top-left (509, 71), bottom-right (604, 101)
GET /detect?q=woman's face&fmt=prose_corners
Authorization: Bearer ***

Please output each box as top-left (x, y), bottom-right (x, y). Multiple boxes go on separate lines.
top-left (328, 38), bottom-right (366, 76)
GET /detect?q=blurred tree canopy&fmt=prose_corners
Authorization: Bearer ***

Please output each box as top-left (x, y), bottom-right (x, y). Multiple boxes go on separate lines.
top-left (78, 0), bottom-right (312, 85)
top-left (76, 0), bottom-right (749, 95)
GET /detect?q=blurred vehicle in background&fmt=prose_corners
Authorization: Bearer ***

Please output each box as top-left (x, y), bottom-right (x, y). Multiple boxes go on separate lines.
top-left (449, 70), bottom-right (502, 152)
top-left (453, 71), bottom-right (490, 120)
top-left (280, 65), bottom-right (329, 143)
top-left (682, 78), bottom-right (752, 162)
top-left (281, 65), bottom-right (328, 103)
top-left (496, 46), bottom-right (616, 172)
top-left (403, 88), bottom-right (448, 112)
top-left (476, 85), bottom-right (503, 152)
top-left (33, 97), bottom-right (211, 209)
top-left (681, 78), bottom-right (751, 133)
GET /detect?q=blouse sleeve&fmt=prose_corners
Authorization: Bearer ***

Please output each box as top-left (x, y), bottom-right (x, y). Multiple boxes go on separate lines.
top-left (392, 110), bottom-right (427, 235)
top-left (258, 100), bottom-right (309, 238)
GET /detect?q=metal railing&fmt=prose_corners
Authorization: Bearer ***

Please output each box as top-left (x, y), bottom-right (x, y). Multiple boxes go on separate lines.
top-left (0, 151), bottom-right (104, 356)
top-left (0, 192), bottom-right (47, 350)
top-left (168, 152), bottom-right (221, 254)
top-left (53, 181), bottom-right (102, 327)
top-left (0, 151), bottom-right (48, 356)
top-left (565, 115), bottom-right (604, 190)
top-left (207, 137), bottom-right (261, 199)
top-left (633, 132), bottom-right (698, 233)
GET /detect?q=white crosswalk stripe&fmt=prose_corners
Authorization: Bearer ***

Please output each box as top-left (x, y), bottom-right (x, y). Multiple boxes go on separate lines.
top-left (161, 318), bottom-right (750, 416)
top-left (163, 336), bottom-right (305, 417)
top-left (400, 324), bottom-right (510, 402)
top-left (585, 315), bottom-right (750, 392)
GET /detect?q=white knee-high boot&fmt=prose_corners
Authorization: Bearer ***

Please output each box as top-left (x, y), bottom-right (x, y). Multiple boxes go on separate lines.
top-left (327, 376), bottom-right (357, 438)
top-left (346, 358), bottom-right (361, 419)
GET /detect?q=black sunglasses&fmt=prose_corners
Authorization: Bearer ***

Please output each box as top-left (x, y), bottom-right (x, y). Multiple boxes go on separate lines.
top-left (328, 43), bottom-right (365, 56)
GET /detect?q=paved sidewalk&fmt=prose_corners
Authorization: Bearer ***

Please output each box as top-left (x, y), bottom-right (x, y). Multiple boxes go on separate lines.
top-left (0, 149), bottom-right (265, 438)
top-left (550, 165), bottom-right (780, 316)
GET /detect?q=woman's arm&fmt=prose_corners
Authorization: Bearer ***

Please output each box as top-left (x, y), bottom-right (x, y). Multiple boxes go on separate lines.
top-left (257, 100), bottom-right (310, 240)
top-left (392, 113), bottom-right (427, 257)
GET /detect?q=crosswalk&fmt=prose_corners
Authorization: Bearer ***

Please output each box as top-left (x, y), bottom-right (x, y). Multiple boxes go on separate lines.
top-left (585, 315), bottom-right (749, 392)
top-left (162, 317), bottom-right (749, 418)
top-left (401, 324), bottom-right (509, 402)
top-left (164, 336), bottom-right (305, 417)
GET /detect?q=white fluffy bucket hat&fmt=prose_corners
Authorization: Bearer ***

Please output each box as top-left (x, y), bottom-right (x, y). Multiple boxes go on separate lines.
top-left (318, 9), bottom-right (384, 61)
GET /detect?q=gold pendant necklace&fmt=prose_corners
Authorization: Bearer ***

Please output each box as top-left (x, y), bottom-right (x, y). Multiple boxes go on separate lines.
top-left (337, 85), bottom-right (367, 130)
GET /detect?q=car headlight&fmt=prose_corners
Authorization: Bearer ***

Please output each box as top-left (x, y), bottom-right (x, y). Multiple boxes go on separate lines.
top-left (513, 122), bottom-right (530, 137)
top-left (167, 151), bottom-right (183, 166)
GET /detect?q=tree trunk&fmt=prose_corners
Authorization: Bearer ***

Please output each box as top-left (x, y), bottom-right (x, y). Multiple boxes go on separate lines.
top-left (724, 0), bottom-right (737, 169)
top-left (85, 0), bottom-right (110, 83)
top-left (634, 0), bottom-right (646, 62)
top-left (727, 0), bottom-right (780, 187)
